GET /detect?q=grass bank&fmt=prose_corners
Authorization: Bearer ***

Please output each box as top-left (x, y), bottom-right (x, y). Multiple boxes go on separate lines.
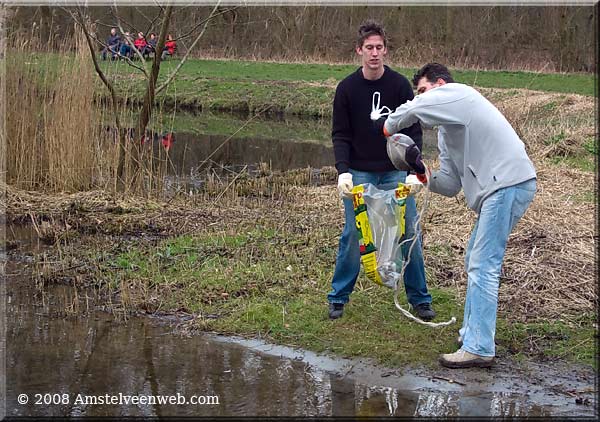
top-left (93, 57), bottom-right (595, 117)
top-left (117, 108), bottom-right (330, 145)
top-left (5, 153), bottom-right (595, 369)
top-left (111, 58), bottom-right (596, 95)
top-left (94, 221), bottom-right (597, 369)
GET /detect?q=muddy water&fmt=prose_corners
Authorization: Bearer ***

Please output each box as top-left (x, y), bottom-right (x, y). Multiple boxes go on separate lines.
top-left (3, 226), bottom-right (596, 417)
top-left (141, 111), bottom-right (438, 189)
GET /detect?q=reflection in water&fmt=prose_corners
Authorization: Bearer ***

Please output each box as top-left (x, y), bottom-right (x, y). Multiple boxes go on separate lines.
top-left (167, 132), bottom-right (335, 174)
top-left (143, 115), bottom-right (438, 191)
top-left (6, 276), bottom-right (553, 417)
top-left (3, 227), bottom-right (575, 418)
top-left (160, 130), bottom-right (438, 175)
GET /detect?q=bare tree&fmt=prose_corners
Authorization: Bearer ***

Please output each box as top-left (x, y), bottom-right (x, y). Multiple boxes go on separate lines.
top-left (69, 3), bottom-right (227, 194)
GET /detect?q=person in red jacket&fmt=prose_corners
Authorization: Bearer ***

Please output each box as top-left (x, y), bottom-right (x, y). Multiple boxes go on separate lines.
top-left (162, 34), bottom-right (177, 60)
top-left (133, 32), bottom-right (147, 57)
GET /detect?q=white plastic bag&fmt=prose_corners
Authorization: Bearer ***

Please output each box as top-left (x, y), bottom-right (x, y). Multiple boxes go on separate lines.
top-left (352, 182), bottom-right (410, 289)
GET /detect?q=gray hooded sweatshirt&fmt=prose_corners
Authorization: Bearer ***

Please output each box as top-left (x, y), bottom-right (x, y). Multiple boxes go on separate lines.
top-left (384, 83), bottom-right (536, 214)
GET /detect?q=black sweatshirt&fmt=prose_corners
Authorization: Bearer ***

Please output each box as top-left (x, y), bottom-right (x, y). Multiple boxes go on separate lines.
top-left (331, 66), bottom-right (423, 174)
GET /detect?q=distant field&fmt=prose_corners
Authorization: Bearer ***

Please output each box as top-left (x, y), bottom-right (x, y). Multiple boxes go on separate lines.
top-left (22, 53), bottom-right (595, 97)
top-left (17, 53), bottom-right (595, 118)
top-left (89, 57), bottom-right (597, 118)
top-left (142, 59), bottom-right (596, 97)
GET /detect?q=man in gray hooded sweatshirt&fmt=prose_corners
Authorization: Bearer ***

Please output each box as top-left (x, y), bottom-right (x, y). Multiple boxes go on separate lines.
top-left (381, 63), bottom-right (537, 368)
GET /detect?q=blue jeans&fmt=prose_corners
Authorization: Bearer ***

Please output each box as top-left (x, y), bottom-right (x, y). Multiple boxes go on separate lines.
top-left (119, 44), bottom-right (132, 58)
top-left (101, 45), bottom-right (119, 60)
top-left (459, 178), bottom-right (537, 357)
top-left (328, 169), bottom-right (432, 306)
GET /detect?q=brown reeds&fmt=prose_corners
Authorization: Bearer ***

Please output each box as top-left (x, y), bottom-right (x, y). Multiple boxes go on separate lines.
top-left (3, 25), bottom-right (173, 195)
top-left (43, 33), bottom-right (99, 191)
top-left (5, 28), bottom-right (116, 192)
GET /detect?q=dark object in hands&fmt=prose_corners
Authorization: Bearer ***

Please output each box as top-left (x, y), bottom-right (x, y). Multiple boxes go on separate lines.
top-left (372, 116), bottom-right (386, 135)
top-left (404, 143), bottom-right (426, 174)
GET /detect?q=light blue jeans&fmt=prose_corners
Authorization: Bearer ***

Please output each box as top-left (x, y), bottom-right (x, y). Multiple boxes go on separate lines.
top-left (328, 169), bottom-right (432, 306)
top-left (459, 178), bottom-right (537, 357)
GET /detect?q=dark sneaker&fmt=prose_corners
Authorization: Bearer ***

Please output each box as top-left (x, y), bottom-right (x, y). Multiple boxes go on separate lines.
top-left (439, 349), bottom-right (494, 368)
top-left (413, 302), bottom-right (436, 321)
top-left (328, 303), bottom-right (344, 320)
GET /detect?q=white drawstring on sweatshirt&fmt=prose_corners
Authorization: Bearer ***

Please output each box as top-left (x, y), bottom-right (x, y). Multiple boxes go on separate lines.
top-left (370, 91), bottom-right (392, 121)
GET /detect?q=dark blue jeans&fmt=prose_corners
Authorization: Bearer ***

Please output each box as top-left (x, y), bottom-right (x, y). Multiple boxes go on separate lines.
top-left (328, 169), bottom-right (432, 306)
top-left (101, 45), bottom-right (119, 60)
top-left (119, 44), bottom-right (132, 58)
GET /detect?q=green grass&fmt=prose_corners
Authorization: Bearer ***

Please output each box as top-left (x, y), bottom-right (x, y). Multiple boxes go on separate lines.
top-left (89, 58), bottom-right (596, 118)
top-left (115, 108), bottom-right (330, 144)
top-left (497, 318), bottom-right (597, 367)
top-left (15, 52), bottom-right (594, 119)
top-left (451, 68), bottom-right (594, 97)
top-left (93, 225), bottom-right (596, 369)
top-left (100, 58), bottom-right (595, 96)
top-left (543, 132), bottom-right (597, 172)
top-left (549, 155), bottom-right (596, 173)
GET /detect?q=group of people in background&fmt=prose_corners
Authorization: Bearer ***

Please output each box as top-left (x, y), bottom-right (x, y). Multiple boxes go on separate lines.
top-left (101, 27), bottom-right (177, 61)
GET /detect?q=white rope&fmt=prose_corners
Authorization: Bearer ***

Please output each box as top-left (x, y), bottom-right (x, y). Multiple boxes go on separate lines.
top-left (370, 91), bottom-right (392, 121)
top-left (369, 90), bottom-right (455, 327)
top-left (392, 162), bottom-right (456, 328)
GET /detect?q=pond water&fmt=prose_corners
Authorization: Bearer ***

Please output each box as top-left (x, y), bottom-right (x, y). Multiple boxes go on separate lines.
top-left (3, 225), bottom-right (596, 418)
top-left (133, 110), bottom-right (438, 189)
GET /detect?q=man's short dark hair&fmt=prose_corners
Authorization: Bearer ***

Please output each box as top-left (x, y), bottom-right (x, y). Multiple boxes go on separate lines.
top-left (412, 63), bottom-right (454, 87)
top-left (357, 20), bottom-right (387, 48)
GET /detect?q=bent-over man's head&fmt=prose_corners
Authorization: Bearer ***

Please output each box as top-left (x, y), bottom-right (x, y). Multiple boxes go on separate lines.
top-left (413, 63), bottom-right (455, 95)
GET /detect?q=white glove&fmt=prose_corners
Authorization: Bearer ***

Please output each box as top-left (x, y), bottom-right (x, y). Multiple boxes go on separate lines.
top-left (337, 172), bottom-right (353, 199)
top-left (405, 174), bottom-right (423, 196)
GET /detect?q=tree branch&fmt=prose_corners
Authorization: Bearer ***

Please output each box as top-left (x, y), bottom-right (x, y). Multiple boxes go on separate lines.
top-left (156, 2), bottom-right (223, 95)
top-left (175, 6), bottom-right (237, 42)
top-left (111, 3), bottom-right (149, 77)
top-left (129, 5), bottom-right (173, 193)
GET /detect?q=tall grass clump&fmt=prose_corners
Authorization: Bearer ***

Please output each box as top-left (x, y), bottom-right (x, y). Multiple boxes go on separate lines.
top-left (5, 27), bottom-right (116, 192)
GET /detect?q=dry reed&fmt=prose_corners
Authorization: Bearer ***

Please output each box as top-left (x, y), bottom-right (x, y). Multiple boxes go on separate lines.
top-left (5, 29), bottom-right (116, 192)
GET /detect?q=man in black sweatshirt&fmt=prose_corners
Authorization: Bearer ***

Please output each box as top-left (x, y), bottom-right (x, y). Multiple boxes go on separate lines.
top-left (328, 20), bottom-right (435, 321)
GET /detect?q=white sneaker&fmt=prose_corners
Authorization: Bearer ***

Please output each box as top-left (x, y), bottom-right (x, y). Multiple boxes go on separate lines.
top-left (439, 349), bottom-right (494, 368)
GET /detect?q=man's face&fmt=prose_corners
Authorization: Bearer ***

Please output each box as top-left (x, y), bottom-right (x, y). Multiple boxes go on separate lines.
top-left (357, 35), bottom-right (387, 71)
top-left (416, 77), bottom-right (444, 95)
top-left (111, 28), bottom-right (117, 35)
